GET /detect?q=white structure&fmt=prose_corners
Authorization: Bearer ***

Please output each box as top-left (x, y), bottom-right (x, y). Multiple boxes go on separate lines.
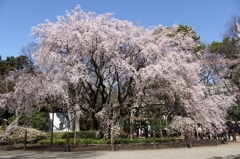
top-left (48, 112), bottom-right (69, 132)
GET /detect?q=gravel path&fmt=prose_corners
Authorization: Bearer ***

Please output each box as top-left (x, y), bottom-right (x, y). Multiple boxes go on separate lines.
top-left (1, 142), bottom-right (240, 159)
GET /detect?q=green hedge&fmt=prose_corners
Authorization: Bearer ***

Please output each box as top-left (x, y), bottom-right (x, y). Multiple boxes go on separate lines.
top-left (114, 138), bottom-right (176, 144)
top-left (37, 138), bottom-right (110, 145)
top-left (37, 138), bottom-right (176, 145)
top-left (46, 131), bottom-right (97, 139)
top-left (38, 139), bottom-right (66, 145)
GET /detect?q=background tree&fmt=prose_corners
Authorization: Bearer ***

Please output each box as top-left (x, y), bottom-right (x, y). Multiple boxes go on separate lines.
top-left (190, 16), bottom-right (240, 133)
top-left (223, 15), bottom-right (240, 122)
top-left (138, 24), bottom-right (235, 132)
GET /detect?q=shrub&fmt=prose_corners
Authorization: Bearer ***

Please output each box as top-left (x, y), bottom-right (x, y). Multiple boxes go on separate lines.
top-left (7, 126), bottom-right (47, 144)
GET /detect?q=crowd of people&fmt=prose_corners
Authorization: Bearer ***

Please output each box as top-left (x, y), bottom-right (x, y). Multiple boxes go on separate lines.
top-left (192, 121), bottom-right (240, 144)
top-left (135, 125), bottom-right (151, 138)
top-left (100, 121), bottom-right (240, 141)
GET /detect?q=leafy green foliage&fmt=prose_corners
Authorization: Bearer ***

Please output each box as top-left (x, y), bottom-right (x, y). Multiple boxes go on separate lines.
top-left (176, 25), bottom-right (201, 41)
top-left (192, 44), bottom-right (205, 53)
top-left (0, 56), bottom-right (29, 76)
top-left (209, 41), bottom-right (221, 53)
top-left (209, 38), bottom-right (238, 59)
top-left (176, 25), bottom-right (191, 33)
top-left (8, 111), bottom-right (49, 131)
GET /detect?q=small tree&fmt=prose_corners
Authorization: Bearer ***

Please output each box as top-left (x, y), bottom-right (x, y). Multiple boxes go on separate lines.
top-left (0, 70), bottom-right (45, 137)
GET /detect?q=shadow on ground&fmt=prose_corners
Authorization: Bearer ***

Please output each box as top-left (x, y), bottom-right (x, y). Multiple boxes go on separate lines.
top-left (207, 154), bottom-right (240, 159)
top-left (0, 150), bottom-right (109, 159)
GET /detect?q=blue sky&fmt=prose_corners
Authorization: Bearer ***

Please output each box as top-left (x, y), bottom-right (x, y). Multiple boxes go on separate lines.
top-left (0, 0), bottom-right (239, 60)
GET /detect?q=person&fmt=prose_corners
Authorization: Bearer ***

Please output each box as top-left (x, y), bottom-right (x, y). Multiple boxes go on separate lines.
top-left (194, 128), bottom-right (197, 139)
top-left (228, 127), bottom-right (232, 140)
top-left (197, 126), bottom-right (203, 139)
top-left (145, 125), bottom-right (149, 138)
top-left (206, 128), bottom-right (211, 139)
top-left (222, 128), bottom-right (227, 144)
top-left (231, 121), bottom-right (237, 142)
top-left (99, 129), bottom-right (104, 139)
top-left (136, 126), bottom-right (140, 138)
top-left (147, 125), bottom-right (151, 137)
top-left (141, 127), bottom-right (145, 137)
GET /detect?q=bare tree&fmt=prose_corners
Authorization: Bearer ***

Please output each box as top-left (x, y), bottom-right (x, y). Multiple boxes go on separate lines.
top-left (224, 15), bottom-right (240, 41)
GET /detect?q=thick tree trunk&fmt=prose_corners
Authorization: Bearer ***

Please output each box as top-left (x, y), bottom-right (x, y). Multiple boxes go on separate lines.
top-left (75, 110), bottom-right (81, 131)
top-left (92, 112), bottom-right (99, 130)
top-left (74, 110), bottom-right (80, 145)
top-left (68, 112), bottom-right (74, 131)
top-left (160, 118), bottom-right (163, 138)
top-left (14, 110), bottom-right (19, 126)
